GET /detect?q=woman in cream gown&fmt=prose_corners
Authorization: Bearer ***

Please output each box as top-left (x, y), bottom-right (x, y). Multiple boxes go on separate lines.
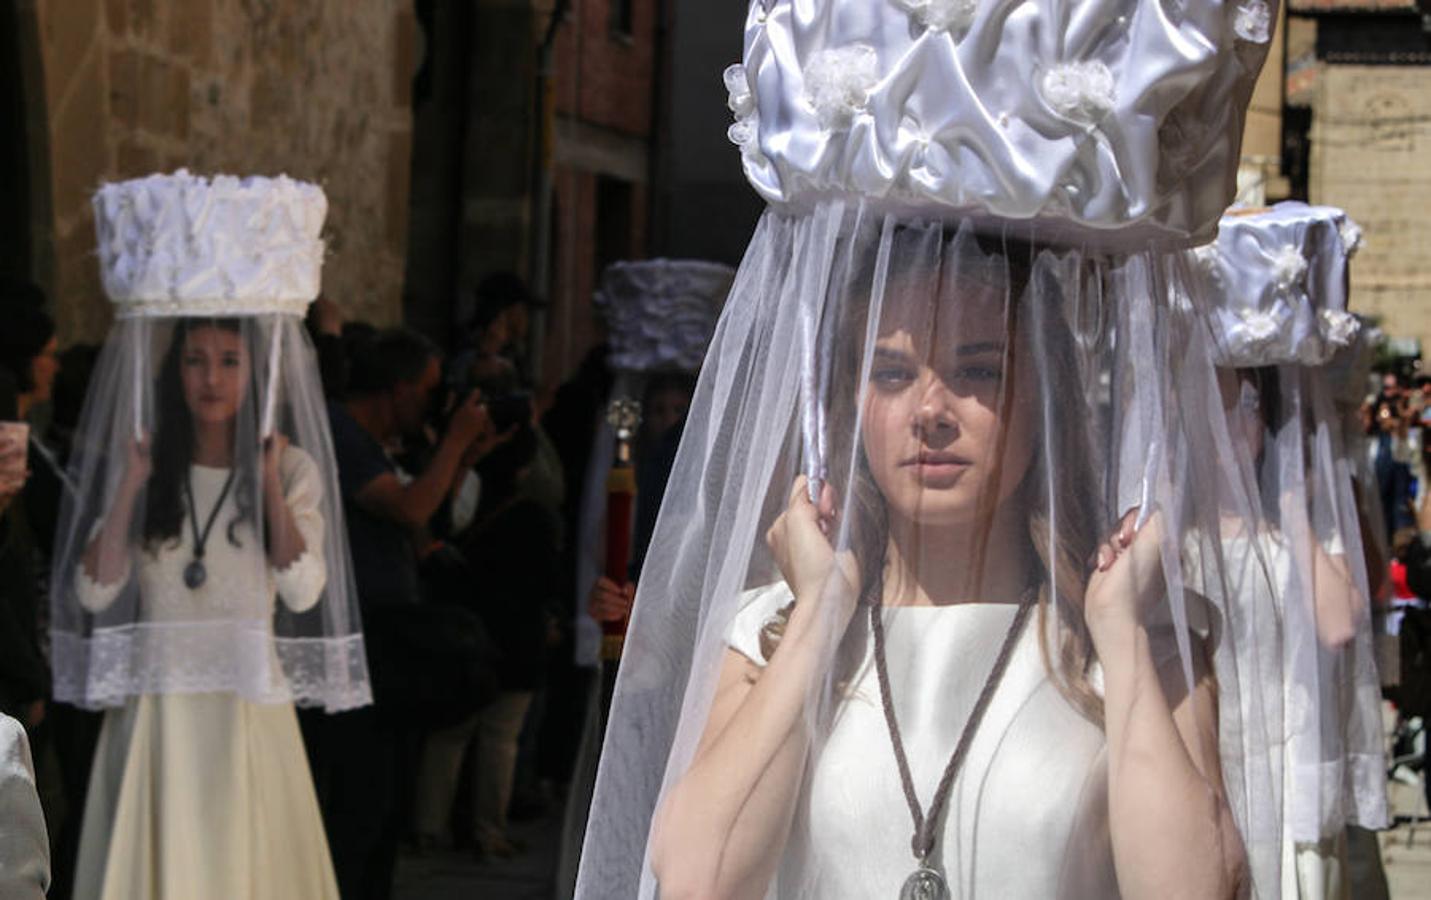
top-left (71, 318), bottom-right (340, 899)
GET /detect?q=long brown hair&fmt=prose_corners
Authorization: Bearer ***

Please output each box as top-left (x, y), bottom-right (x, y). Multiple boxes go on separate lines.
top-left (818, 221), bottom-right (1105, 723)
top-left (143, 318), bottom-right (261, 553)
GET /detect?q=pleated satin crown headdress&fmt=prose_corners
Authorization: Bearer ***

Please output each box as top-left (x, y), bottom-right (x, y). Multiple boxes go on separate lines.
top-left (724, 0), bottom-right (1276, 246)
top-left (93, 169), bottom-right (328, 318)
top-left (1198, 203), bottom-right (1363, 367)
top-left (594, 259), bottom-right (735, 374)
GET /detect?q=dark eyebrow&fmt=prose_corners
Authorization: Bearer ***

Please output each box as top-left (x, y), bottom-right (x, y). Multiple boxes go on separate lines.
top-left (954, 341), bottom-right (1005, 355)
top-left (872, 346), bottom-right (914, 362)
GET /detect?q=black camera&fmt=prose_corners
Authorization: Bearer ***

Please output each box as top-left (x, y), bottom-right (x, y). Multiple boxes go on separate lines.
top-left (485, 392), bottom-right (533, 432)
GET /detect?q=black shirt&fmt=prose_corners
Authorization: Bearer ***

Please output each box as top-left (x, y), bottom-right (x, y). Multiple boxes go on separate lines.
top-left (327, 402), bottom-right (419, 609)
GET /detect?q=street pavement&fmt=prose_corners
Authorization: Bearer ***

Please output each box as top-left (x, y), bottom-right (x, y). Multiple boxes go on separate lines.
top-left (394, 811), bottom-right (563, 900)
top-left (1384, 777), bottom-right (1431, 899)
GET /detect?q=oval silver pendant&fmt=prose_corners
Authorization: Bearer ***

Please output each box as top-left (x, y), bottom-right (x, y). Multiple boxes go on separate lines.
top-left (183, 559), bottom-right (207, 590)
top-left (900, 866), bottom-right (948, 900)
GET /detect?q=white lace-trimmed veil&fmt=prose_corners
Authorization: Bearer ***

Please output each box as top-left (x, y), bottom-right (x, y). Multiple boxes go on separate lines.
top-left (48, 170), bottom-right (372, 713)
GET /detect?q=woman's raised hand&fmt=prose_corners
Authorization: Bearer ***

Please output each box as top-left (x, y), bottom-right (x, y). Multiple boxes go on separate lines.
top-left (765, 476), bottom-right (861, 620)
top-left (262, 433), bottom-right (290, 491)
top-left (1084, 508), bottom-right (1167, 636)
top-left (122, 434), bottom-right (152, 492)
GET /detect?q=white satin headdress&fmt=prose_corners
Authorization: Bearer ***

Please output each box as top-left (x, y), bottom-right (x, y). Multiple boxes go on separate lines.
top-left (724, 0), bottom-right (1277, 248)
top-left (1198, 203), bottom-right (1362, 368)
top-left (93, 169), bottom-right (327, 319)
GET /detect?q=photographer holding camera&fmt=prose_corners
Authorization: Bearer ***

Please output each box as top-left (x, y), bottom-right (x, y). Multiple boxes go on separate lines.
top-left (313, 327), bottom-right (504, 900)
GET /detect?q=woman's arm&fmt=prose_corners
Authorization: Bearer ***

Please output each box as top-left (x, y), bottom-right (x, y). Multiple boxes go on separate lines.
top-left (1092, 617), bottom-right (1244, 900)
top-left (1087, 514), bottom-right (1245, 900)
top-left (80, 437), bottom-right (150, 588)
top-left (650, 477), bottom-right (859, 900)
top-left (262, 436), bottom-right (308, 570)
top-left (265, 440), bottom-right (329, 613)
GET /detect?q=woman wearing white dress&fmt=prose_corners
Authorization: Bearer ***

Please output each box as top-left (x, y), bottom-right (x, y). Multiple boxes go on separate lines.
top-left (572, 3), bottom-right (1344, 898)
top-left (649, 242), bottom-right (1241, 899)
top-left (70, 318), bottom-right (339, 898)
top-left (49, 171), bottom-right (371, 899)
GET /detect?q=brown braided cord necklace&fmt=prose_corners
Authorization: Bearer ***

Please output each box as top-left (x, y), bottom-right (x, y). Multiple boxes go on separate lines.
top-left (869, 586), bottom-right (1036, 900)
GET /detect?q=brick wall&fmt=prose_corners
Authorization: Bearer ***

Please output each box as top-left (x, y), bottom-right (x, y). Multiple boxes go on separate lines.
top-left (553, 0), bottom-right (656, 137)
top-left (29, 0), bottom-right (416, 343)
top-left (540, 0), bottom-right (658, 388)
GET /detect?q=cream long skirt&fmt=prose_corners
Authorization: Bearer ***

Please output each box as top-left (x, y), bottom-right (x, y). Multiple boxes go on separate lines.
top-left (74, 692), bottom-right (339, 900)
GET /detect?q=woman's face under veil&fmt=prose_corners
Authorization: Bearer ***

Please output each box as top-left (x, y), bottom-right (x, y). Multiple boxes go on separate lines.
top-left (860, 273), bottom-right (1036, 532)
top-left (178, 323), bottom-right (251, 428)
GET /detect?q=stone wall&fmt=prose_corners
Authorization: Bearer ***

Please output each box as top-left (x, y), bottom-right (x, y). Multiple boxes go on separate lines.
top-left (1312, 64), bottom-right (1431, 352)
top-left (30, 0), bottom-right (416, 343)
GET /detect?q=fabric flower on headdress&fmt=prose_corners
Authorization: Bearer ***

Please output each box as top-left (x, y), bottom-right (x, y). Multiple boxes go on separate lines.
top-left (1339, 219), bottom-right (1364, 258)
top-left (1320, 309), bottom-right (1359, 348)
top-left (1193, 243), bottom-right (1226, 293)
top-left (1238, 309), bottom-right (1281, 345)
top-left (1233, 1), bottom-right (1272, 44)
top-left (724, 64), bottom-right (761, 158)
top-left (1270, 244), bottom-right (1309, 292)
top-left (804, 45), bottom-right (880, 130)
top-left (1041, 60), bottom-right (1117, 125)
top-left (891, 0), bottom-right (978, 33)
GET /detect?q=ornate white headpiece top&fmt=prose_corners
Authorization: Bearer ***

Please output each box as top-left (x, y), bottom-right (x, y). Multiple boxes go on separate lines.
top-left (93, 169), bottom-right (327, 318)
top-left (725, 0), bottom-right (1278, 248)
top-left (1197, 202), bottom-right (1362, 368)
top-left (594, 259), bottom-right (735, 373)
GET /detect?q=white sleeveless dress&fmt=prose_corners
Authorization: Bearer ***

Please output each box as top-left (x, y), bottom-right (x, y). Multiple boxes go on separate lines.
top-left (727, 584), bottom-right (1118, 900)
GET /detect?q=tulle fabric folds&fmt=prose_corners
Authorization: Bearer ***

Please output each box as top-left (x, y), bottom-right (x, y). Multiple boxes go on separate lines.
top-left (49, 314), bottom-right (371, 713)
top-left (575, 201), bottom-right (1385, 899)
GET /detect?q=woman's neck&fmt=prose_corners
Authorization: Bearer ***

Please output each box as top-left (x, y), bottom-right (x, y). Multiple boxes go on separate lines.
top-left (191, 422), bottom-right (235, 467)
top-left (882, 503), bottom-right (1034, 606)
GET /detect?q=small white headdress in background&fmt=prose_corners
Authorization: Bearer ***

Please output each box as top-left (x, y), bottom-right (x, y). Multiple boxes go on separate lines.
top-left (1201, 203), bottom-right (1361, 368)
top-left (593, 259), bottom-right (735, 374)
top-left (93, 169), bottom-right (327, 319)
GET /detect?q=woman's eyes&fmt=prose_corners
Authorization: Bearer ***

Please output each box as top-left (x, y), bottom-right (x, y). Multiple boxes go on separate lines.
top-left (872, 366), bottom-right (915, 386)
top-left (182, 354), bottom-right (242, 368)
top-left (871, 364), bottom-right (1002, 387)
top-left (951, 365), bottom-right (1002, 383)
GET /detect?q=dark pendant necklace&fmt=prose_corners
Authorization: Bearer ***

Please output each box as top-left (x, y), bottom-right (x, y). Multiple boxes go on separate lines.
top-left (870, 587), bottom-right (1036, 900)
top-left (183, 466), bottom-right (238, 590)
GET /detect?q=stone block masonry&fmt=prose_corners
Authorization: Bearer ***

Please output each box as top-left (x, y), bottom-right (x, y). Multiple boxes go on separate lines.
top-left (26, 0), bottom-right (417, 341)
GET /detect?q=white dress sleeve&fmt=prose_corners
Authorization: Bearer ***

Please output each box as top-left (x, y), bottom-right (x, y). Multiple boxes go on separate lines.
top-left (726, 582), bottom-right (796, 667)
top-left (271, 447), bottom-right (328, 613)
top-left (73, 517), bottom-right (132, 613)
top-left (0, 715), bottom-right (49, 900)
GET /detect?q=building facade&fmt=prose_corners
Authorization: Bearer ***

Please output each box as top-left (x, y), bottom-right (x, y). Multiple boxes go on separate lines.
top-left (1287, 0), bottom-right (1431, 354)
top-left (3, 0), bottom-right (418, 342)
